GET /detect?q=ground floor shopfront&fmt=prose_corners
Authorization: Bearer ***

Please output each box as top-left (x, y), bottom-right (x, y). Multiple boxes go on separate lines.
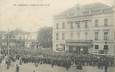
top-left (63, 40), bottom-right (115, 56)
top-left (65, 40), bottom-right (93, 55)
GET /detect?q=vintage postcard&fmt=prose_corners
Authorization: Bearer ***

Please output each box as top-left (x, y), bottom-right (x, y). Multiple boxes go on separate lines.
top-left (0, 0), bottom-right (115, 72)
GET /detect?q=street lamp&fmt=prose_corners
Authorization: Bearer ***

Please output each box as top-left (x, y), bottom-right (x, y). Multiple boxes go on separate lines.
top-left (6, 29), bottom-right (10, 56)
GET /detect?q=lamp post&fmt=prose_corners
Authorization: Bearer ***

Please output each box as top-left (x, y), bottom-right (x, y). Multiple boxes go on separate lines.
top-left (6, 29), bottom-right (10, 56)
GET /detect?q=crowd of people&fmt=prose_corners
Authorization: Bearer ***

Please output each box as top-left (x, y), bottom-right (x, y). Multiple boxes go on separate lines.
top-left (0, 53), bottom-right (114, 71)
top-left (20, 54), bottom-right (114, 70)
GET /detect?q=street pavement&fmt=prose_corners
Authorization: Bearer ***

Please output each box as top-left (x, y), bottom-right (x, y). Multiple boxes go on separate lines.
top-left (0, 63), bottom-right (67, 72)
top-left (0, 63), bottom-right (115, 72)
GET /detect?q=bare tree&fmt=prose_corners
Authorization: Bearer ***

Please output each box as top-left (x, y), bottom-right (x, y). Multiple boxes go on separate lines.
top-left (37, 27), bottom-right (52, 48)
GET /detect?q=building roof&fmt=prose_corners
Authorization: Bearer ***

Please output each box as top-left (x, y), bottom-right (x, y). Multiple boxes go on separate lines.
top-left (0, 31), bottom-right (7, 34)
top-left (81, 2), bottom-right (111, 10)
top-left (55, 3), bottom-right (113, 18)
top-left (9, 29), bottom-right (29, 35)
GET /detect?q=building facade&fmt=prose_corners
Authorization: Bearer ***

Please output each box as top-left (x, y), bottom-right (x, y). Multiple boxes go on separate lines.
top-left (53, 3), bottom-right (115, 56)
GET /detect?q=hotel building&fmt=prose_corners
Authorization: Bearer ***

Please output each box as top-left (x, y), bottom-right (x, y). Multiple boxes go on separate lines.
top-left (53, 3), bottom-right (115, 56)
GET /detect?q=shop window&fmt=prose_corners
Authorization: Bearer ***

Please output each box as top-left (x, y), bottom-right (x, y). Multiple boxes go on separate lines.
top-left (95, 45), bottom-right (99, 49)
top-left (104, 45), bottom-right (108, 50)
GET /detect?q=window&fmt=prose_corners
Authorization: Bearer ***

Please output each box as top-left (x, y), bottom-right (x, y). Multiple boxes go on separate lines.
top-left (95, 19), bottom-right (98, 27)
top-left (70, 32), bottom-right (73, 39)
top-left (56, 44), bottom-right (58, 48)
top-left (62, 22), bottom-right (65, 29)
top-left (56, 33), bottom-right (59, 40)
top-left (95, 32), bottom-right (99, 40)
top-left (95, 45), bottom-right (99, 49)
top-left (85, 32), bottom-right (88, 40)
top-left (104, 32), bottom-right (109, 40)
top-left (104, 18), bottom-right (108, 26)
top-left (114, 32), bottom-right (115, 40)
top-left (56, 23), bottom-right (59, 29)
top-left (85, 21), bottom-right (88, 28)
top-left (62, 33), bottom-right (65, 40)
top-left (77, 32), bottom-right (80, 40)
top-left (70, 22), bottom-right (73, 29)
top-left (76, 21), bottom-right (80, 28)
top-left (104, 45), bottom-right (108, 50)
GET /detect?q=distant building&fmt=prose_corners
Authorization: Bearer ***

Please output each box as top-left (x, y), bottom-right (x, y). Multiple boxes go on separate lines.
top-left (24, 32), bottom-right (39, 48)
top-left (53, 3), bottom-right (115, 56)
top-left (0, 29), bottom-right (38, 55)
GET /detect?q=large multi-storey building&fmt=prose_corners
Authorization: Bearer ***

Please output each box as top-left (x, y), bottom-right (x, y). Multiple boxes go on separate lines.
top-left (53, 3), bottom-right (115, 56)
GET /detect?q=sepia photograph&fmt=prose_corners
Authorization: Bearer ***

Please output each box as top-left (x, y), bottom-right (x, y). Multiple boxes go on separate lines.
top-left (0, 0), bottom-right (115, 72)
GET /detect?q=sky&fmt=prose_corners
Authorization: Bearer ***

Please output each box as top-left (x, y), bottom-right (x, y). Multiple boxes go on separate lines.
top-left (0, 0), bottom-right (113, 32)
